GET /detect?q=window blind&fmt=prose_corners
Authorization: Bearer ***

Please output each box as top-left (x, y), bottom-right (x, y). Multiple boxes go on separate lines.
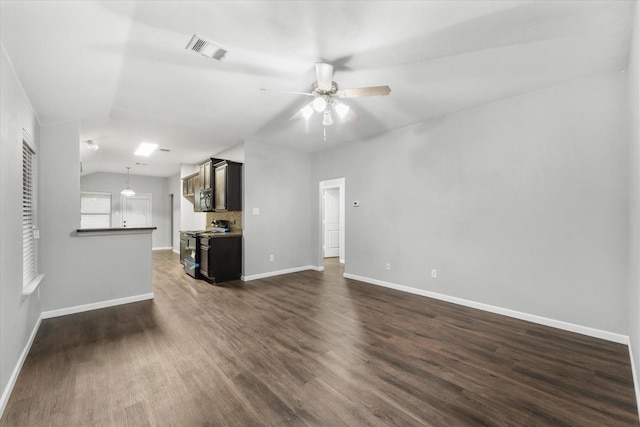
top-left (22, 142), bottom-right (36, 286)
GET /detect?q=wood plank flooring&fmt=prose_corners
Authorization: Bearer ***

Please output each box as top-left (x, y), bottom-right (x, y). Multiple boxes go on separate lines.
top-left (1, 250), bottom-right (638, 426)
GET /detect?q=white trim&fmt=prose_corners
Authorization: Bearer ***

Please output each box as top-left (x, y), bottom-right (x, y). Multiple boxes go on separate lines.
top-left (21, 273), bottom-right (44, 298)
top-left (343, 273), bottom-right (629, 344)
top-left (152, 246), bottom-right (173, 251)
top-left (172, 248), bottom-right (180, 254)
top-left (629, 341), bottom-right (640, 423)
top-left (120, 193), bottom-right (152, 227)
top-left (1, 293), bottom-right (154, 418)
top-left (41, 293), bottom-right (154, 319)
top-left (243, 265), bottom-right (324, 282)
top-left (0, 314), bottom-right (42, 419)
top-left (319, 178), bottom-right (346, 264)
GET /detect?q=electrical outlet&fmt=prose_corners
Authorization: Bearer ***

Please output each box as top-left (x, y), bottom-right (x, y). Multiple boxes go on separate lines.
top-left (269, 254), bottom-right (275, 262)
top-left (431, 269), bottom-right (438, 279)
top-left (386, 263), bottom-right (391, 270)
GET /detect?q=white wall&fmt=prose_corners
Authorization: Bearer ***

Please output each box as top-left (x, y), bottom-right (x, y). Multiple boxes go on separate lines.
top-left (81, 172), bottom-right (172, 249)
top-left (168, 172), bottom-right (181, 253)
top-left (243, 141), bottom-right (315, 277)
top-left (214, 142), bottom-right (245, 163)
top-left (0, 45), bottom-right (41, 414)
top-left (179, 163), bottom-right (207, 231)
top-left (627, 1), bottom-right (640, 410)
top-left (311, 71), bottom-right (630, 336)
top-left (39, 121), bottom-right (154, 313)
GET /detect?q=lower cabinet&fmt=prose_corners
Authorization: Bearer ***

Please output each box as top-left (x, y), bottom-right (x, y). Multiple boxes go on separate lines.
top-left (199, 236), bottom-right (242, 283)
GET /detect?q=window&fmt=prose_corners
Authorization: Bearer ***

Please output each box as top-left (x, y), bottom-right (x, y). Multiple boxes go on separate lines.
top-left (81, 192), bottom-right (112, 228)
top-left (22, 139), bottom-right (39, 291)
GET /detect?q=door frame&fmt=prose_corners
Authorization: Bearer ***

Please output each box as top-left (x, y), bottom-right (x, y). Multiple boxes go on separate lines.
top-left (319, 178), bottom-right (345, 264)
top-left (121, 193), bottom-right (152, 227)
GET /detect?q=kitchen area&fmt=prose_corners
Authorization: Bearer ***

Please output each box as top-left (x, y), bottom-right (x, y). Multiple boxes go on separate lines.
top-left (180, 158), bottom-right (243, 284)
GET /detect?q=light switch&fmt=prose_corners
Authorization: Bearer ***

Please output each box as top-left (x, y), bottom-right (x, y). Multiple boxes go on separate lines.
top-left (253, 207), bottom-right (260, 215)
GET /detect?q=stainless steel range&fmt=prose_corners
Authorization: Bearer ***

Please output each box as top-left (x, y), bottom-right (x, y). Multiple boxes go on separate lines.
top-left (179, 230), bottom-right (206, 278)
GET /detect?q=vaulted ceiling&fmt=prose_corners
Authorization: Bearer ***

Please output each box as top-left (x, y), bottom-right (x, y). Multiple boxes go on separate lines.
top-left (1, 1), bottom-right (635, 177)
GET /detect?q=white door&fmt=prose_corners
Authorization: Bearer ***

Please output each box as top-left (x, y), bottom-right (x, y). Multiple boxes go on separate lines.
top-left (121, 194), bottom-right (152, 228)
top-left (323, 188), bottom-right (340, 258)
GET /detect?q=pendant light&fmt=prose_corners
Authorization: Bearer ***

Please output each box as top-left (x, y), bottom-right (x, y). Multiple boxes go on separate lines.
top-left (120, 167), bottom-right (135, 196)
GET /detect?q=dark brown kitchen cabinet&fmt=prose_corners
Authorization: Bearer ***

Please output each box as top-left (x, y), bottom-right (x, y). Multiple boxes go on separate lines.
top-left (182, 172), bottom-right (199, 196)
top-left (199, 235), bottom-right (242, 283)
top-left (198, 158), bottom-right (222, 192)
top-left (214, 160), bottom-right (242, 211)
top-left (186, 158), bottom-right (241, 213)
top-left (182, 172), bottom-right (201, 212)
top-left (198, 158), bottom-right (224, 212)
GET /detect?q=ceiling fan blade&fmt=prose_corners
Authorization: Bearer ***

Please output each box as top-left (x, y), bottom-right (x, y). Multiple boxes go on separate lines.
top-left (336, 86), bottom-right (391, 98)
top-left (315, 62), bottom-right (333, 91)
top-left (260, 88), bottom-right (314, 97)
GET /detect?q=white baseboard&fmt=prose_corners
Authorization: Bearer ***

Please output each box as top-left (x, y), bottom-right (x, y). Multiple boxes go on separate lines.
top-left (243, 265), bottom-right (324, 282)
top-left (152, 246), bottom-right (173, 251)
top-left (172, 248), bottom-right (179, 254)
top-left (0, 314), bottom-right (42, 419)
top-left (42, 293), bottom-right (154, 319)
top-left (343, 273), bottom-right (629, 344)
top-left (1, 292), bottom-right (154, 418)
top-left (629, 341), bottom-right (640, 423)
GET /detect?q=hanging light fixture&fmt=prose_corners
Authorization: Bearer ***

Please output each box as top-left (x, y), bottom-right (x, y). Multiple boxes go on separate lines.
top-left (120, 167), bottom-right (135, 196)
top-left (333, 101), bottom-right (350, 119)
top-left (300, 104), bottom-right (314, 119)
top-left (322, 109), bottom-right (334, 126)
top-left (312, 96), bottom-right (328, 112)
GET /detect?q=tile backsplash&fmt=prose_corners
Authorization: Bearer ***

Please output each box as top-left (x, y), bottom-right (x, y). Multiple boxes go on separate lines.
top-left (206, 211), bottom-right (242, 231)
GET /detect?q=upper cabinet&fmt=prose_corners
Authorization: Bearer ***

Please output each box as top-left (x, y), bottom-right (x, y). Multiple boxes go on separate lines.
top-left (186, 159), bottom-right (242, 212)
top-left (214, 160), bottom-right (242, 211)
top-left (182, 172), bottom-right (202, 212)
top-left (182, 172), bottom-right (199, 197)
top-left (199, 158), bottom-right (222, 192)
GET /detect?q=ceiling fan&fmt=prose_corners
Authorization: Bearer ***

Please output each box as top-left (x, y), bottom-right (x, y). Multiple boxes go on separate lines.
top-left (262, 62), bottom-right (391, 127)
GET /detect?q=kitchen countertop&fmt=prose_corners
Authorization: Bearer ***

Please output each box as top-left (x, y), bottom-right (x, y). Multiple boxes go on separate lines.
top-left (77, 227), bottom-right (157, 235)
top-left (198, 230), bottom-right (243, 238)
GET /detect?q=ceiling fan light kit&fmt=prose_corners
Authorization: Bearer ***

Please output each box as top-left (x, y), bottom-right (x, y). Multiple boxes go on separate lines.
top-left (322, 109), bottom-right (334, 126)
top-left (312, 96), bottom-right (328, 112)
top-left (301, 104), bottom-right (314, 119)
top-left (333, 101), bottom-right (350, 118)
top-left (265, 62), bottom-right (390, 130)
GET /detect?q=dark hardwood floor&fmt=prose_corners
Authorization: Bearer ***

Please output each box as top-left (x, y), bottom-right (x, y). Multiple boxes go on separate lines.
top-left (2, 251), bottom-right (638, 426)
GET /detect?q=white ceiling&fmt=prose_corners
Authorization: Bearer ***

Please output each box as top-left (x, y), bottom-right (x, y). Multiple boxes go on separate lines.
top-left (1, 0), bottom-right (635, 177)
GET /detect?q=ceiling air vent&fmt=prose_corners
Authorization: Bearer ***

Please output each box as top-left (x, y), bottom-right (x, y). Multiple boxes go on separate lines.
top-left (186, 34), bottom-right (227, 61)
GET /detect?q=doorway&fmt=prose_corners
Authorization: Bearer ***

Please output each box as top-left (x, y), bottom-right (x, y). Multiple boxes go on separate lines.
top-left (121, 193), bottom-right (152, 228)
top-left (169, 194), bottom-right (174, 247)
top-left (320, 178), bottom-right (345, 264)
